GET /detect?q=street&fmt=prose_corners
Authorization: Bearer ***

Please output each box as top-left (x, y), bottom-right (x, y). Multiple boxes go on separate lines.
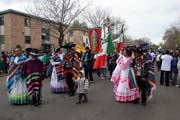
top-left (0, 72), bottom-right (180, 120)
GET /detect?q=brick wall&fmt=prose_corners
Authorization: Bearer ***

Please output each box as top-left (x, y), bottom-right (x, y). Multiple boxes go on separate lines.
top-left (2, 13), bottom-right (62, 51)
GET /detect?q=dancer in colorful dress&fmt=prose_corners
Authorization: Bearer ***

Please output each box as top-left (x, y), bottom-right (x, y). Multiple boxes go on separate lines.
top-left (111, 48), bottom-right (140, 102)
top-left (23, 49), bottom-right (44, 106)
top-left (6, 47), bottom-right (29, 105)
top-left (50, 48), bottom-right (68, 93)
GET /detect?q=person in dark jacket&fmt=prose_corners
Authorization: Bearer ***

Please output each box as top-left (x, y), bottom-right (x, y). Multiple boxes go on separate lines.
top-left (171, 52), bottom-right (179, 87)
top-left (108, 51), bottom-right (119, 79)
top-left (83, 47), bottom-right (93, 83)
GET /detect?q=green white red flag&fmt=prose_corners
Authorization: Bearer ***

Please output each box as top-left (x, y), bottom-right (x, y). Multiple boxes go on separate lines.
top-left (93, 33), bottom-right (115, 69)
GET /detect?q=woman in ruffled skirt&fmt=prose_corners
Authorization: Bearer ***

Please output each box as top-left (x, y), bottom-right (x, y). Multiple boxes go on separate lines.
top-left (6, 47), bottom-right (29, 105)
top-left (50, 48), bottom-right (68, 93)
top-left (111, 48), bottom-right (140, 102)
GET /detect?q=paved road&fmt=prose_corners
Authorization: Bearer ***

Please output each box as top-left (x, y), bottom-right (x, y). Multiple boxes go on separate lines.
top-left (0, 72), bottom-right (180, 120)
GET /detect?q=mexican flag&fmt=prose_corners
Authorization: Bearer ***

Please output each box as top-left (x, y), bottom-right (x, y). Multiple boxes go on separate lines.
top-left (93, 33), bottom-right (115, 69)
top-left (117, 24), bottom-right (124, 52)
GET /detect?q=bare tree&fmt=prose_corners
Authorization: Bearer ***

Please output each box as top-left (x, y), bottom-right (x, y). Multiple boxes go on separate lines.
top-left (69, 20), bottom-right (88, 31)
top-left (26, 0), bottom-right (92, 47)
top-left (110, 16), bottom-right (126, 40)
top-left (163, 25), bottom-right (180, 49)
top-left (111, 17), bottom-right (126, 33)
top-left (82, 6), bottom-right (111, 28)
top-left (134, 37), bottom-right (152, 45)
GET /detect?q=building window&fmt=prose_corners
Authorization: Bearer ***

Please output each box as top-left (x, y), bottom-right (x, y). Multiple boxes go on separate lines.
top-left (0, 16), bottom-right (4, 25)
top-left (0, 26), bottom-right (4, 35)
top-left (41, 28), bottom-right (50, 41)
top-left (25, 27), bottom-right (30, 36)
top-left (70, 31), bottom-right (73, 37)
top-left (0, 35), bottom-right (4, 44)
top-left (25, 18), bottom-right (30, 27)
top-left (25, 36), bottom-right (31, 44)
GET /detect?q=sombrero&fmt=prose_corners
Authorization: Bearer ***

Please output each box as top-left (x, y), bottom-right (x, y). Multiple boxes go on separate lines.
top-left (30, 49), bottom-right (39, 56)
top-left (61, 42), bottom-right (76, 48)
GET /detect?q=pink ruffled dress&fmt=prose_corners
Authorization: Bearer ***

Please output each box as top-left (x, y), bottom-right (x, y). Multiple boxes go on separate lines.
top-left (111, 55), bottom-right (140, 102)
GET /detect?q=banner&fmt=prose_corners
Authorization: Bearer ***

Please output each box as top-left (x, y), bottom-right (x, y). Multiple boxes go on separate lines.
top-left (88, 28), bottom-right (101, 53)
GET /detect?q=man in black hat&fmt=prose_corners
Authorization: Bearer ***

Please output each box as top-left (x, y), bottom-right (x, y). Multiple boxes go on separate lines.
top-left (82, 47), bottom-right (93, 83)
top-left (63, 42), bottom-right (81, 96)
top-left (132, 46), bottom-right (155, 106)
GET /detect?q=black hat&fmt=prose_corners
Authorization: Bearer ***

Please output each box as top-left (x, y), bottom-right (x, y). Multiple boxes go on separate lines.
top-left (55, 48), bottom-right (60, 53)
top-left (30, 48), bottom-right (39, 56)
top-left (61, 42), bottom-right (76, 48)
top-left (135, 47), bottom-right (143, 53)
top-left (85, 47), bottom-right (89, 50)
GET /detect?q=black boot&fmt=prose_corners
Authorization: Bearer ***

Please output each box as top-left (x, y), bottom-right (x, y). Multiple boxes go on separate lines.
top-left (76, 94), bottom-right (82, 104)
top-left (132, 98), bottom-right (139, 104)
top-left (142, 102), bottom-right (147, 106)
top-left (82, 94), bottom-right (88, 103)
top-left (76, 101), bottom-right (81, 104)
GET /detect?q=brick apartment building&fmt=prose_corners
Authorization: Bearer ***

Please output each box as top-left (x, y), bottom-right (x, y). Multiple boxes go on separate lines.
top-left (0, 9), bottom-right (89, 52)
top-left (67, 28), bottom-right (89, 47)
top-left (0, 9), bottom-right (69, 51)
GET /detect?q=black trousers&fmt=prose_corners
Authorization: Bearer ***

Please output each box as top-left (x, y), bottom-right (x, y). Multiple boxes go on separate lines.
top-left (109, 63), bottom-right (116, 77)
top-left (137, 76), bottom-right (148, 104)
top-left (78, 93), bottom-right (87, 101)
top-left (96, 69), bottom-right (101, 77)
top-left (66, 72), bottom-right (74, 93)
top-left (32, 86), bottom-right (42, 105)
top-left (84, 66), bottom-right (93, 82)
top-left (160, 71), bottom-right (170, 86)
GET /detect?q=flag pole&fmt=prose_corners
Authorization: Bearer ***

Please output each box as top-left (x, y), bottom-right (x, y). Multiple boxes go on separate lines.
top-left (121, 24), bottom-right (124, 42)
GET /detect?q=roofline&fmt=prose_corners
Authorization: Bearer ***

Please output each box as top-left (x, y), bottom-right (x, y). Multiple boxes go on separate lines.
top-left (69, 28), bottom-right (88, 32)
top-left (0, 9), bottom-right (68, 26)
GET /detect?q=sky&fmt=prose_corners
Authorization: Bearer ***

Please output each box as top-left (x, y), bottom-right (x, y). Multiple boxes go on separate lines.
top-left (0, 0), bottom-right (180, 44)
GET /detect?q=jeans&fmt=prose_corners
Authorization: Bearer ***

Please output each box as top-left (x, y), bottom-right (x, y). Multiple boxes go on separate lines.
top-left (100, 68), bottom-right (106, 79)
top-left (171, 72), bottom-right (178, 85)
top-left (84, 66), bottom-right (93, 82)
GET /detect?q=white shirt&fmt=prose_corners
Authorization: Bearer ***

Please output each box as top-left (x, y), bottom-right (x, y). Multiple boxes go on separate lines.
top-left (14, 57), bottom-right (19, 64)
top-left (156, 54), bottom-right (161, 62)
top-left (150, 52), bottom-right (155, 61)
top-left (161, 54), bottom-right (173, 71)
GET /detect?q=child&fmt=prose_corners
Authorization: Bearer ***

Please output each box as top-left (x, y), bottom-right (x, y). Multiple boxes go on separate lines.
top-left (76, 70), bottom-right (89, 104)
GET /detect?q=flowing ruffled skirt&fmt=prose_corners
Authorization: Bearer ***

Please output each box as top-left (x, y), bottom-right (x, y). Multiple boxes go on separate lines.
top-left (8, 77), bottom-right (30, 105)
top-left (50, 67), bottom-right (68, 93)
top-left (113, 77), bottom-right (140, 102)
top-left (111, 64), bottom-right (139, 102)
